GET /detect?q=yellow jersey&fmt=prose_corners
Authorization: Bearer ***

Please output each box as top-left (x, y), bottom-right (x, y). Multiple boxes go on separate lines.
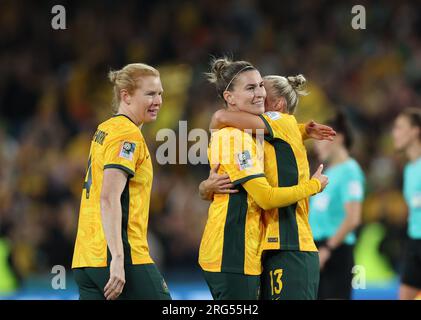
top-left (72, 114), bottom-right (154, 268)
top-left (199, 127), bottom-right (265, 275)
top-left (259, 112), bottom-right (317, 252)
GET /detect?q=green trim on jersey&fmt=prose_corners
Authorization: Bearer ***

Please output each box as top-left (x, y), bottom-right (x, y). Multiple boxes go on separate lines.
top-left (104, 164), bottom-right (135, 178)
top-left (272, 139), bottom-right (300, 250)
top-left (107, 179), bottom-right (132, 265)
top-left (221, 186), bottom-right (248, 273)
top-left (121, 180), bottom-right (132, 264)
top-left (112, 114), bottom-right (137, 126)
top-left (232, 174), bottom-right (265, 186)
top-left (259, 115), bottom-right (274, 140)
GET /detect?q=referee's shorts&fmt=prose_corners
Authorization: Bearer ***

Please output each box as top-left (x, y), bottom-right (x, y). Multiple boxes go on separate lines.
top-left (315, 240), bottom-right (354, 300)
top-left (401, 239), bottom-right (421, 289)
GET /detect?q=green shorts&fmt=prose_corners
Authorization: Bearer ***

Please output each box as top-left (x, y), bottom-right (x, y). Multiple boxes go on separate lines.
top-left (261, 250), bottom-right (319, 300)
top-left (73, 263), bottom-right (172, 300)
top-left (202, 271), bottom-right (260, 300)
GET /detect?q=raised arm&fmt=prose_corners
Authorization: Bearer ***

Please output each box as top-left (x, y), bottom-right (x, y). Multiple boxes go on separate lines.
top-left (298, 120), bottom-right (336, 141)
top-left (298, 123), bottom-right (310, 140)
top-left (210, 109), bottom-right (269, 134)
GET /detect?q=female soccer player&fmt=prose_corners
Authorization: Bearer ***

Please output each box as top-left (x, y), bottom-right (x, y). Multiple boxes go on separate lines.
top-left (392, 108), bottom-right (421, 300)
top-left (200, 70), bottom-right (335, 300)
top-left (199, 57), bottom-right (329, 300)
top-left (310, 112), bottom-right (365, 300)
top-left (71, 63), bottom-right (171, 300)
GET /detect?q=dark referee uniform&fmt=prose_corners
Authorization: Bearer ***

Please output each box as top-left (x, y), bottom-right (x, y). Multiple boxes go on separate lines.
top-left (401, 156), bottom-right (421, 290)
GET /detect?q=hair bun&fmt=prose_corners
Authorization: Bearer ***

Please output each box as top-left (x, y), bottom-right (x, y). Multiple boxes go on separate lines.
top-left (108, 70), bottom-right (119, 84)
top-left (207, 58), bottom-right (232, 84)
top-left (287, 74), bottom-right (307, 91)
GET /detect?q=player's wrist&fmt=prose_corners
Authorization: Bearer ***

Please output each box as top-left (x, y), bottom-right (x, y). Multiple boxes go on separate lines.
top-left (323, 242), bottom-right (335, 252)
top-left (310, 178), bottom-right (322, 193)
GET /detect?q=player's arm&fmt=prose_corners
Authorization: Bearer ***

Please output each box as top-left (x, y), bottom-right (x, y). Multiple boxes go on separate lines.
top-left (210, 109), bottom-right (268, 134)
top-left (324, 201), bottom-right (362, 251)
top-left (298, 123), bottom-right (310, 140)
top-left (241, 164), bottom-right (328, 210)
top-left (199, 164), bottom-right (239, 201)
top-left (298, 121), bottom-right (336, 141)
top-left (319, 173), bottom-right (364, 269)
top-left (242, 177), bottom-right (321, 210)
top-left (100, 168), bottom-right (127, 300)
top-left (199, 180), bottom-right (213, 201)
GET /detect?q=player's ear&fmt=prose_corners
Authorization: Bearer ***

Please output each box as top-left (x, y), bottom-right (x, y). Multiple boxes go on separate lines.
top-left (121, 89), bottom-right (131, 105)
top-left (275, 97), bottom-right (286, 112)
top-left (223, 91), bottom-right (234, 105)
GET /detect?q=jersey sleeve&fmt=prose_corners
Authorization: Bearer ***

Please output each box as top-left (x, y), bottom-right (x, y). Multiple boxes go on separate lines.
top-left (259, 111), bottom-right (291, 141)
top-left (103, 129), bottom-right (143, 178)
top-left (341, 168), bottom-right (365, 203)
top-left (297, 123), bottom-right (309, 140)
top-left (243, 176), bottom-right (321, 210)
top-left (209, 129), bottom-right (265, 185)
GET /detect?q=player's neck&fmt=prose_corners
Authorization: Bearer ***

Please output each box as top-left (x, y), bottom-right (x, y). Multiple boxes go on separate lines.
top-left (407, 140), bottom-right (421, 162)
top-left (117, 105), bottom-right (141, 126)
top-left (227, 105), bottom-right (240, 112)
top-left (329, 147), bottom-right (349, 166)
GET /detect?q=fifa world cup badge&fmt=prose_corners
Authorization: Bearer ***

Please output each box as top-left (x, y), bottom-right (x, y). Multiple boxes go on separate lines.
top-left (119, 141), bottom-right (136, 160)
top-left (236, 150), bottom-right (253, 170)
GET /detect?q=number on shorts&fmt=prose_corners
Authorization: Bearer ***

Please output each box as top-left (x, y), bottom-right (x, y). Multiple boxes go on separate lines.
top-left (270, 269), bottom-right (283, 296)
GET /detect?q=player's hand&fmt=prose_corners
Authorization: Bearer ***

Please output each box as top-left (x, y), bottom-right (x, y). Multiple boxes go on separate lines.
top-left (206, 164), bottom-right (239, 195)
top-left (104, 257), bottom-right (125, 300)
top-left (319, 246), bottom-right (331, 270)
top-left (311, 164), bottom-right (329, 192)
top-left (305, 120), bottom-right (336, 141)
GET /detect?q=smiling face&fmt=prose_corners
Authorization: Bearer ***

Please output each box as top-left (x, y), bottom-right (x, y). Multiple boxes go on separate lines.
top-left (224, 70), bottom-right (266, 115)
top-left (130, 75), bottom-right (163, 123)
top-left (392, 114), bottom-right (419, 152)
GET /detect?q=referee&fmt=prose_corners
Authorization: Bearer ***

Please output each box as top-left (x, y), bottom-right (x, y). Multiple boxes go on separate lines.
top-left (392, 108), bottom-right (421, 300)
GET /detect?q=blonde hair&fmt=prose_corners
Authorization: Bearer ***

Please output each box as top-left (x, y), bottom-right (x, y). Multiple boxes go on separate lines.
top-left (263, 74), bottom-right (308, 114)
top-left (108, 63), bottom-right (160, 112)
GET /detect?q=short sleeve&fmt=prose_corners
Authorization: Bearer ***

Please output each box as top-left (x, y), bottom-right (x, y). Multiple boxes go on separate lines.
top-left (103, 130), bottom-right (142, 178)
top-left (209, 129), bottom-right (265, 185)
top-left (341, 169), bottom-right (365, 203)
top-left (259, 112), bottom-right (292, 141)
